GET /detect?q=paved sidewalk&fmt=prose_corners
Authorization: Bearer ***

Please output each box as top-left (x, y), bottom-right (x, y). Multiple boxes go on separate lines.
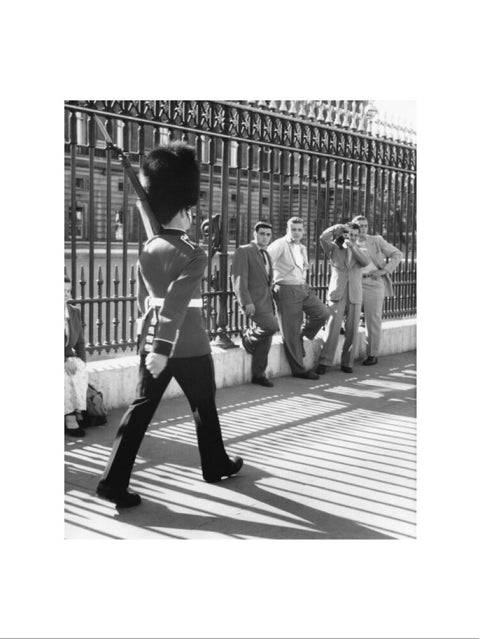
top-left (65, 351), bottom-right (416, 540)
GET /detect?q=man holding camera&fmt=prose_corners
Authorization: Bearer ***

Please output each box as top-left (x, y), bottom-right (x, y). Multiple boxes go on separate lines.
top-left (316, 222), bottom-right (371, 374)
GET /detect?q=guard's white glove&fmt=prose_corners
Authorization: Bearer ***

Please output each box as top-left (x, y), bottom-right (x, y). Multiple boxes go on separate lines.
top-left (146, 352), bottom-right (168, 378)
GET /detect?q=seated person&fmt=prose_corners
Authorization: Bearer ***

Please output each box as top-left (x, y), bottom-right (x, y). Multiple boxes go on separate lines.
top-left (64, 276), bottom-right (88, 437)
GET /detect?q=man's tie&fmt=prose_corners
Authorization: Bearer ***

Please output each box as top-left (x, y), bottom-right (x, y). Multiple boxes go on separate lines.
top-left (260, 249), bottom-right (269, 274)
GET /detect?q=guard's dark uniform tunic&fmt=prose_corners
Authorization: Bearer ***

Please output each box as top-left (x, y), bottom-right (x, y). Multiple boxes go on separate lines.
top-left (99, 228), bottom-right (232, 488)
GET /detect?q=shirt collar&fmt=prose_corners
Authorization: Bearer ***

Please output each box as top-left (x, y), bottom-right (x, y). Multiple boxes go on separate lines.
top-left (285, 234), bottom-right (304, 246)
top-left (159, 228), bottom-right (185, 236)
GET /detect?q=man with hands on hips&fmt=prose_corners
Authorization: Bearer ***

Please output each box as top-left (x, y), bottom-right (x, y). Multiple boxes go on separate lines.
top-left (96, 141), bottom-right (242, 509)
top-left (351, 215), bottom-right (403, 366)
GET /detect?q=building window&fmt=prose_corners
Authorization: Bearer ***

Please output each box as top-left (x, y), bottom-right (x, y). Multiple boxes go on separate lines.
top-left (115, 209), bottom-right (123, 240)
top-left (262, 196), bottom-right (269, 206)
top-left (116, 121), bottom-right (124, 149)
top-left (158, 126), bottom-right (169, 146)
top-left (69, 205), bottom-right (85, 239)
top-left (200, 135), bottom-right (210, 163)
top-left (118, 181), bottom-right (124, 192)
top-left (230, 141), bottom-right (239, 167)
top-left (75, 113), bottom-right (87, 146)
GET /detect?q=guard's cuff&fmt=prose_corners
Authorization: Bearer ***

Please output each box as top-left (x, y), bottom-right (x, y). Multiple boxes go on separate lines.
top-left (153, 338), bottom-right (173, 357)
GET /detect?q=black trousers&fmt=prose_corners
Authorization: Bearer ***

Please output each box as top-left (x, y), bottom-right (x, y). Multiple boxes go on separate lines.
top-left (244, 312), bottom-right (279, 378)
top-left (99, 354), bottom-right (231, 489)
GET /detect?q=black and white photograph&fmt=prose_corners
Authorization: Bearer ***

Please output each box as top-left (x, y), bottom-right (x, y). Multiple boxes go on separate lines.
top-left (63, 98), bottom-right (417, 540)
top-left (2, 1), bottom-right (478, 638)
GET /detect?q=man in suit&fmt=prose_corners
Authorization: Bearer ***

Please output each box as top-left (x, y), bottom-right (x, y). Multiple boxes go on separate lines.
top-left (351, 215), bottom-right (403, 365)
top-left (267, 216), bottom-right (330, 380)
top-left (316, 222), bottom-right (371, 374)
top-left (96, 142), bottom-right (242, 509)
top-left (231, 221), bottom-right (279, 387)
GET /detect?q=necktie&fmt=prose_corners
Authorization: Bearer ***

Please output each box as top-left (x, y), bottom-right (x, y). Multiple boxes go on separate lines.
top-left (260, 249), bottom-right (269, 274)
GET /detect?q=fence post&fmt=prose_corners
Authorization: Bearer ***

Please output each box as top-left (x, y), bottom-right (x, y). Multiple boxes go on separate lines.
top-left (215, 105), bottom-right (238, 349)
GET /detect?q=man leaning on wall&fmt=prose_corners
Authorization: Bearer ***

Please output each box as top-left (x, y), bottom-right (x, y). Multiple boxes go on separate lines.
top-left (231, 221), bottom-right (279, 387)
top-left (351, 214), bottom-right (403, 366)
top-left (267, 216), bottom-right (330, 380)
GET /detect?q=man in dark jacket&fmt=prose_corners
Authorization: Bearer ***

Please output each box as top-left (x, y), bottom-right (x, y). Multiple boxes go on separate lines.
top-left (97, 142), bottom-right (242, 508)
top-left (231, 221), bottom-right (278, 387)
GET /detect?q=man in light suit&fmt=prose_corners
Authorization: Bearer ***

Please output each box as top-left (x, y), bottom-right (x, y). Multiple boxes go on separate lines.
top-left (231, 221), bottom-right (279, 387)
top-left (351, 215), bottom-right (403, 365)
top-left (316, 222), bottom-right (371, 374)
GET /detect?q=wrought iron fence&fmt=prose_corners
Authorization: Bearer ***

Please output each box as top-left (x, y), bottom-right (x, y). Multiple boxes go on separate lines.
top-left (64, 100), bottom-right (416, 357)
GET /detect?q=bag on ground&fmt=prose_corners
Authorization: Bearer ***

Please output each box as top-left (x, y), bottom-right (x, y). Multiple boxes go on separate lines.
top-left (84, 384), bottom-right (107, 427)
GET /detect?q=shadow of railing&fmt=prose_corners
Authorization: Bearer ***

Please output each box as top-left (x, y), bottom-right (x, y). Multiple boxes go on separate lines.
top-left (65, 358), bottom-right (416, 539)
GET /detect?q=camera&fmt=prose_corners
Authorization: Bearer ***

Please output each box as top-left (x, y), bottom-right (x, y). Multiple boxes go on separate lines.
top-left (334, 226), bottom-right (349, 248)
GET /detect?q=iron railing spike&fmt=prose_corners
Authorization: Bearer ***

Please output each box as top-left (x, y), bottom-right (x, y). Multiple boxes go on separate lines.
top-left (316, 101), bottom-right (324, 121)
top-left (333, 106), bottom-right (342, 127)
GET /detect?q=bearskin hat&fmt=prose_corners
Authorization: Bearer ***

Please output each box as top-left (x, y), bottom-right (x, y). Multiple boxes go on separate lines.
top-left (140, 141), bottom-right (200, 226)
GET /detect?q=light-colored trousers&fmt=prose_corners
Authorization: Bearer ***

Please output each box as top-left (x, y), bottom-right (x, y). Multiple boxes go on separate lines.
top-left (362, 277), bottom-right (385, 357)
top-left (318, 289), bottom-right (361, 368)
top-left (64, 357), bottom-right (88, 414)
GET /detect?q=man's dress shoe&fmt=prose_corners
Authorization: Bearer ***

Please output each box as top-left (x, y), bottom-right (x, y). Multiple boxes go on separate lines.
top-left (252, 376), bottom-right (274, 387)
top-left (241, 333), bottom-right (255, 354)
top-left (204, 456), bottom-right (243, 484)
top-left (341, 365), bottom-right (353, 373)
top-left (293, 371), bottom-right (319, 380)
top-left (362, 356), bottom-right (378, 366)
top-left (65, 426), bottom-right (86, 437)
top-left (96, 481), bottom-right (142, 508)
top-left (315, 364), bottom-right (327, 375)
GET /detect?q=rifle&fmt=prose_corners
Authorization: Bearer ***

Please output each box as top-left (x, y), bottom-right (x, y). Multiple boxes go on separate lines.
top-left (200, 214), bottom-right (222, 257)
top-left (94, 115), bottom-right (160, 239)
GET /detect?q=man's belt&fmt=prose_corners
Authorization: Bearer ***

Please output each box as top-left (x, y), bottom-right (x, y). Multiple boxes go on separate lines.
top-left (136, 296), bottom-right (203, 339)
top-left (147, 296), bottom-right (203, 308)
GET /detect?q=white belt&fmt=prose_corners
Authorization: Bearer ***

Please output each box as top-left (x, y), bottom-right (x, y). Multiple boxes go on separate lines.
top-left (147, 296), bottom-right (203, 308)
